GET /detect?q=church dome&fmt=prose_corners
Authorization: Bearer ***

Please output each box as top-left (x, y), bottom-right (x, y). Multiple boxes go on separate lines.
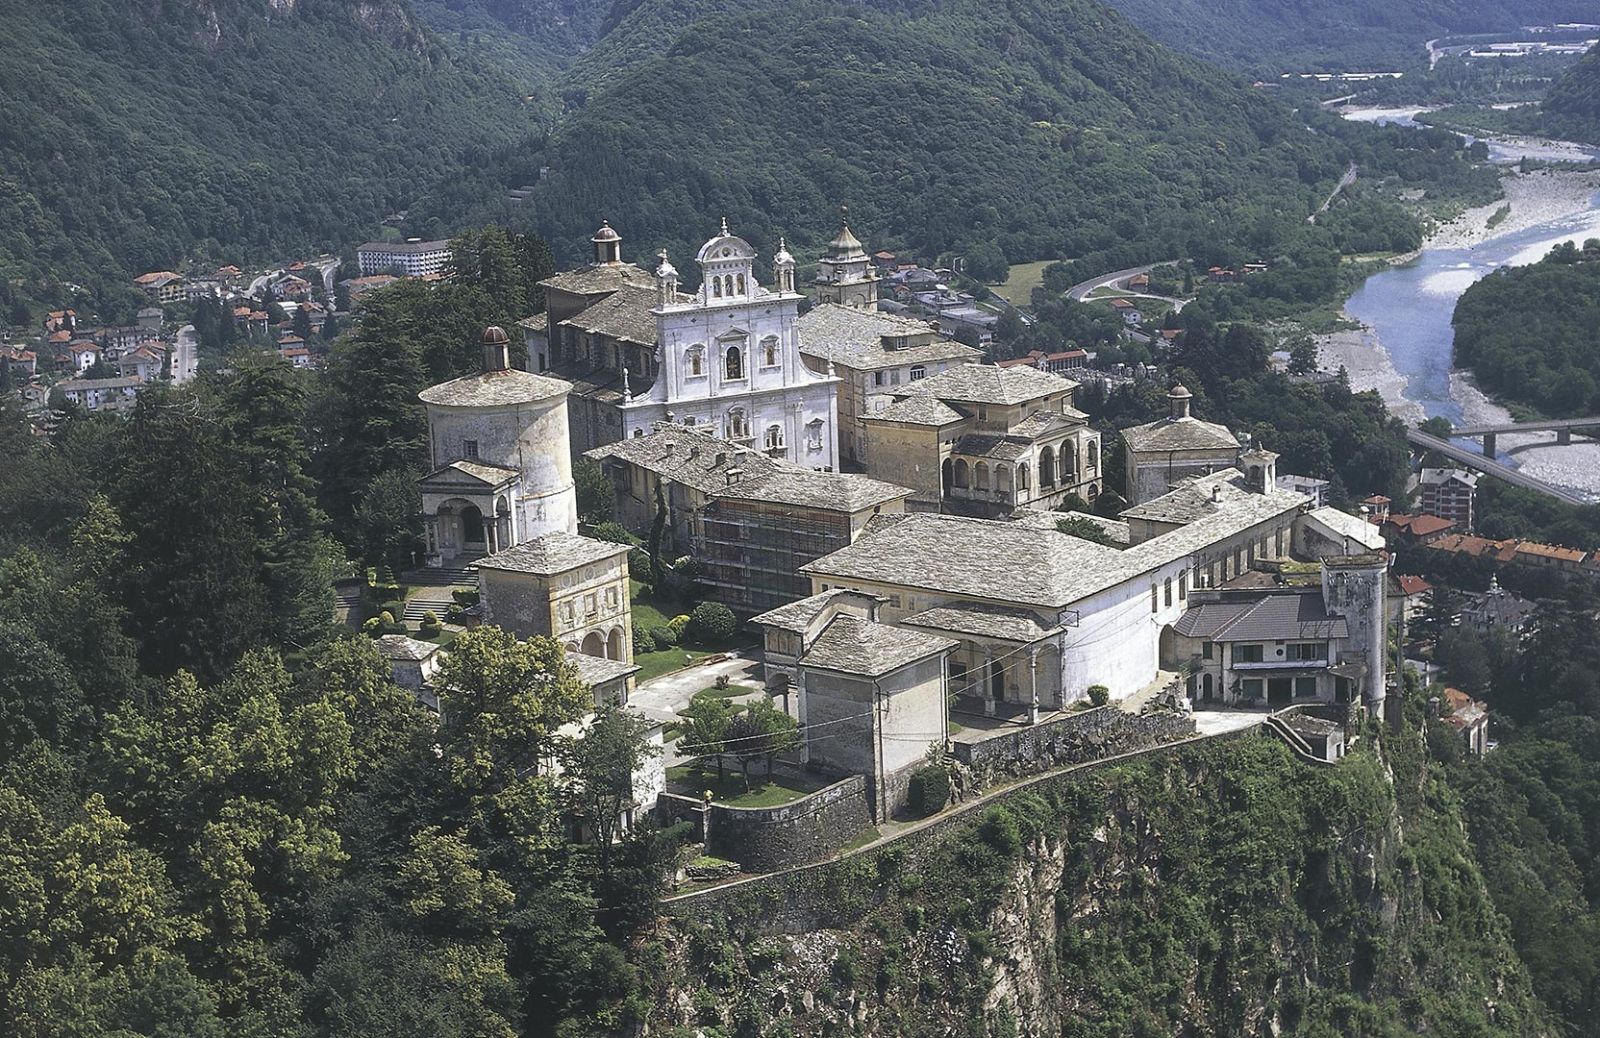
top-left (695, 216), bottom-right (757, 264)
top-left (482, 325), bottom-right (510, 346)
top-left (1168, 384), bottom-right (1192, 400)
top-left (591, 220), bottom-right (621, 243)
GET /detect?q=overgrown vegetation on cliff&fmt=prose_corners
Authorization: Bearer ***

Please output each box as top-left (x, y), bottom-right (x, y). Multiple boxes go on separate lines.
top-left (645, 731), bottom-right (1549, 1036)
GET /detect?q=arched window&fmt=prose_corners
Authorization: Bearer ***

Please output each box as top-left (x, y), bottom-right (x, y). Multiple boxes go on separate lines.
top-left (736, 273), bottom-right (746, 295)
top-left (806, 418), bottom-right (824, 450)
top-left (975, 462), bottom-right (990, 491)
top-left (727, 408), bottom-right (750, 440)
top-left (725, 345), bottom-right (744, 380)
top-left (1064, 444), bottom-right (1077, 477)
top-left (761, 335), bottom-right (779, 367)
top-left (1017, 462), bottom-right (1030, 490)
top-left (764, 424), bottom-right (784, 450)
top-left (1040, 446), bottom-right (1056, 487)
top-left (712, 277), bottom-right (723, 298)
top-left (953, 459), bottom-right (969, 489)
top-left (687, 345), bottom-right (704, 377)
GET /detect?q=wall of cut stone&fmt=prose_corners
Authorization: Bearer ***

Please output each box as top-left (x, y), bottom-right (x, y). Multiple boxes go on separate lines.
top-left (658, 775), bottom-right (872, 873)
top-left (952, 706), bottom-right (1195, 787)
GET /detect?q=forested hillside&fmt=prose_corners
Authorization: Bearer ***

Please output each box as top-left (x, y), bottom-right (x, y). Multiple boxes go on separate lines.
top-left (1452, 238), bottom-right (1600, 416)
top-left (0, 0), bottom-right (532, 296)
top-left (414, 0), bottom-right (1358, 273)
top-left (1543, 42), bottom-right (1600, 143)
top-left (1097, 0), bottom-right (1596, 72)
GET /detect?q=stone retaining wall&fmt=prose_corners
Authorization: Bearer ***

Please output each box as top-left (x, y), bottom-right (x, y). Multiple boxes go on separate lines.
top-left (663, 726), bottom-right (1260, 935)
top-left (953, 706), bottom-right (1196, 786)
top-left (657, 775), bottom-right (873, 873)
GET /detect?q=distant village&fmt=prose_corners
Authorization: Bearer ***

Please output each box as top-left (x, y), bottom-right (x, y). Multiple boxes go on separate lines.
top-left (8, 215), bottom-right (1587, 877)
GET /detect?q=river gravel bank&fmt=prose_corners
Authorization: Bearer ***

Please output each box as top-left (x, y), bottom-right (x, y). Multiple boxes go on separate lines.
top-left (1424, 168), bottom-right (1600, 251)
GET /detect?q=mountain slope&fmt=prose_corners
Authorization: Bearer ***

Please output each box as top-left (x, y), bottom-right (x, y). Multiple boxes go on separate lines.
top-left (1098, 0), bottom-right (1598, 72)
top-left (418, 0), bottom-right (1352, 271)
top-left (1543, 42), bottom-right (1600, 143)
top-left (0, 0), bottom-right (531, 294)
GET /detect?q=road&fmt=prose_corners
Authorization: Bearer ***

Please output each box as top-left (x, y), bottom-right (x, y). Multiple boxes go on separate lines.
top-left (171, 325), bottom-right (199, 383)
top-left (1064, 260), bottom-right (1182, 303)
top-left (1406, 428), bottom-right (1591, 506)
top-left (628, 650), bottom-right (762, 727)
top-left (1309, 163), bottom-right (1359, 223)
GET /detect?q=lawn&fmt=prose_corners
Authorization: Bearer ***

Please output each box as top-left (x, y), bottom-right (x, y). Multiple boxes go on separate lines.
top-left (992, 258), bottom-right (1053, 302)
top-left (627, 580), bottom-right (755, 683)
top-left (667, 764), bottom-right (831, 808)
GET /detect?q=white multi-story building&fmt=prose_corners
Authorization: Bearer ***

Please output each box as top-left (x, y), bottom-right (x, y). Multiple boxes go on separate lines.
top-left (357, 238), bottom-right (452, 278)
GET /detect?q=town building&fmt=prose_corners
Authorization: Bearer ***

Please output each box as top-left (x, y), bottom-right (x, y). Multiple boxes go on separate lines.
top-left (1511, 540), bottom-right (1587, 574)
top-left (996, 349), bottom-right (1090, 375)
top-left (1120, 386), bottom-right (1240, 505)
top-left (1294, 504), bottom-right (1387, 559)
top-left (376, 634), bottom-right (445, 711)
top-left (1276, 473), bottom-right (1330, 507)
top-left (523, 220), bottom-right (840, 468)
top-left (133, 271), bottom-right (186, 304)
top-left (1459, 576), bottom-right (1536, 637)
top-left (357, 238), bottom-right (452, 278)
top-left (1380, 512), bottom-right (1456, 547)
top-left (812, 211), bottom-right (881, 309)
top-left (586, 423), bottom-right (912, 613)
top-left (56, 375), bottom-right (143, 413)
top-left (1388, 573), bottom-right (1432, 625)
top-left (751, 589), bottom-right (955, 819)
top-left (860, 364), bottom-right (1102, 514)
top-left (1439, 687), bottom-right (1490, 755)
top-left (1417, 468), bottom-right (1478, 530)
top-left (416, 327), bottom-right (579, 561)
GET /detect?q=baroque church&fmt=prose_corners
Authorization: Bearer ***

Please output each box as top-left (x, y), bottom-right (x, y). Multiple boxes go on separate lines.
top-left (521, 219), bottom-right (842, 470)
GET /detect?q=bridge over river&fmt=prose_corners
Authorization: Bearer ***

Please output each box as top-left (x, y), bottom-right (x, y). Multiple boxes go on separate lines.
top-left (1446, 417), bottom-right (1600, 458)
top-left (1405, 428), bottom-right (1594, 506)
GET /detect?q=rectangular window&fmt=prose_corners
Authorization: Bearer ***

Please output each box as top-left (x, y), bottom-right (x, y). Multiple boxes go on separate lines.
top-left (888, 594), bottom-right (902, 608)
top-left (1163, 578), bottom-right (1173, 607)
top-left (604, 587), bottom-right (617, 608)
top-left (873, 371), bottom-right (885, 387)
top-left (463, 439), bottom-right (479, 459)
top-left (1234, 644), bottom-right (1264, 663)
top-left (1202, 642), bottom-right (1213, 660)
top-left (909, 365), bottom-right (926, 381)
top-left (1178, 572), bottom-right (1188, 600)
top-left (1151, 584), bottom-right (1158, 613)
top-left (583, 593), bottom-right (597, 615)
top-left (561, 601), bottom-right (574, 620)
top-left (1241, 678), bottom-right (1264, 701)
top-left (1287, 642), bottom-right (1328, 661)
top-left (1294, 676), bottom-right (1318, 698)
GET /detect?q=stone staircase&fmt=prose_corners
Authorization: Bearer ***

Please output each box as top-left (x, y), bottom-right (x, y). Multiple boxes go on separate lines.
top-left (402, 557), bottom-right (479, 588)
top-left (402, 591), bottom-right (458, 623)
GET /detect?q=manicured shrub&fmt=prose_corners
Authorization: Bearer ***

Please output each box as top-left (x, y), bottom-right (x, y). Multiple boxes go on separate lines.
top-left (1087, 684), bottom-right (1110, 707)
top-left (907, 764), bottom-right (952, 817)
top-left (633, 623), bottom-right (656, 654)
top-left (687, 601), bottom-right (737, 644)
top-left (669, 613), bottom-right (692, 635)
top-left (650, 625), bottom-right (677, 648)
top-left (589, 520), bottom-right (639, 546)
top-left (451, 587), bottom-right (479, 606)
top-left (419, 610), bottom-right (442, 637)
top-left (445, 602), bottom-right (464, 622)
top-left (361, 616), bottom-right (382, 636)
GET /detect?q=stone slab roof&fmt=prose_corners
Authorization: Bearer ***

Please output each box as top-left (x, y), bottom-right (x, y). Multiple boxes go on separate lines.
top-left (906, 364), bottom-right (1078, 406)
top-left (545, 362), bottom-right (637, 405)
top-left (587, 424), bottom-right (910, 512)
top-left (749, 589), bottom-right (864, 634)
top-left (58, 376), bottom-right (142, 391)
top-left (901, 603), bottom-right (1060, 643)
top-left (1009, 410), bottom-right (1087, 438)
top-left (517, 313), bottom-right (549, 333)
top-left (419, 460), bottom-right (519, 489)
top-left (952, 433), bottom-right (1031, 461)
top-left (376, 634), bottom-right (443, 662)
top-left (419, 368), bottom-right (571, 408)
top-left (1172, 590), bottom-right (1348, 642)
top-left (796, 303), bottom-right (980, 371)
top-left (562, 282), bottom-right (659, 345)
top-left (566, 650), bottom-right (640, 688)
top-left (1120, 414), bottom-right (1238, 453)
top-left (866, 394), bottom-right (965, 426)
top-left (472, 532), bottom-right (628, 577)
top-left (1304, 505), bottom-right (1386, 551)
top-left (538, 263), bottom-right (655, 297)
top-left (799, 614), bottom-right (955, 678)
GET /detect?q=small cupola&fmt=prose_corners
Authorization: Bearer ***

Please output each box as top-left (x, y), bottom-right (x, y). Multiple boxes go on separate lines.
top-left (1167, 384), bottom-right (1193, 420)
top-left (591, 220), bottom-right (623, 265)
top-left (481, 325), bottom-right (511, 372)
top-left (655, 249), bottom-right (679, 306)
top-left (772, 236), bottom-right (796, 294)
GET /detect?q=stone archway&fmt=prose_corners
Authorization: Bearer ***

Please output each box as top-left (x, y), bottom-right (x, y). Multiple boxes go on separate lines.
top-left (607, 627), bottom-right (624, 661)
top-left (942, 458), bottom-right (953, 493)
top-left (581, 631), bottom-right (605, 657)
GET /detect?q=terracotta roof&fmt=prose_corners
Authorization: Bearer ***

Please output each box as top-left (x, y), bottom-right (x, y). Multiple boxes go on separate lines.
top-left (1384, 513), bottom-right (1455, 537)
top-left (1395, 575), bottom-right (1431, 596)
top-left (1513, 541), bottom-right (1586, 563)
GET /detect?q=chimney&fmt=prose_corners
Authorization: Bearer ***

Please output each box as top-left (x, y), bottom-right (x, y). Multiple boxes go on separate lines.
top-left (725, 466), bottom-right (743, 485)
top-left (688, 446), bottom-right (700, 459)
top-left (1211, 484), bottom-right (1221, 503)
top-left (480, 325), bottom-right (510, 372)
top-left (714, 452), bottom-right (727, 466)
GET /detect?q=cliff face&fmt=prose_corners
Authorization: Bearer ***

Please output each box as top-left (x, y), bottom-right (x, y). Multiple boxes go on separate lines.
top-left (640, 735), bottom-right (1550, 1037)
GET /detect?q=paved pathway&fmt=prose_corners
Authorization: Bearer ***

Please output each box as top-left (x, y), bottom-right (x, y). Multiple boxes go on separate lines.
top-left (629, 650), bottom-right (763, 726)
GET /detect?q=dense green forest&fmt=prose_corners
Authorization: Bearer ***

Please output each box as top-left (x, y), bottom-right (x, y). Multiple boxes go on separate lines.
top-left (410, 0), bottom-right (1368, 272)
top-left (1543, 42), bottom-right (1600, 144)
top-left (0, 0), bottom-right (532, 303)
top-left (1452, 238), bottom-right (1600, 416)
top-left (1096, 0), bottom-right (1595, 73)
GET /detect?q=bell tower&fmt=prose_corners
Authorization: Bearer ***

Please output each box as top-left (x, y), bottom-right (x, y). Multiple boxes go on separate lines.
top-left (815, 206), bottom-right (879, 309)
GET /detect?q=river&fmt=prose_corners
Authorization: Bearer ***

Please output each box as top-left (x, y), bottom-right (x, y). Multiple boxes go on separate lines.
top-left (1331, 108), bottom-right (1600, 501)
